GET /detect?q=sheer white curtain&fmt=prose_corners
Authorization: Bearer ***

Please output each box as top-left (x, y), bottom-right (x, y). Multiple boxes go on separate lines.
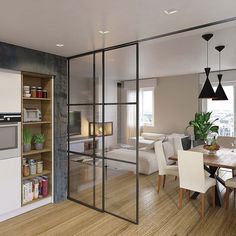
top-left (127, 90), bottom-right (136, 142)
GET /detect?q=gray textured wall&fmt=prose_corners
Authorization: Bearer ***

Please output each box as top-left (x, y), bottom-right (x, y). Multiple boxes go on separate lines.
top-left (0, 41), bottom-right (68, 202)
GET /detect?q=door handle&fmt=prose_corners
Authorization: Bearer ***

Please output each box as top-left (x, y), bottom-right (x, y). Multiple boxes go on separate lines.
top-left (0, 123), bottom-right (19, 128)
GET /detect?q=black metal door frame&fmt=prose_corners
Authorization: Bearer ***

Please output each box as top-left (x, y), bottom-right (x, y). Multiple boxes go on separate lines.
top-left (67, 43), bottom-right (139, 224)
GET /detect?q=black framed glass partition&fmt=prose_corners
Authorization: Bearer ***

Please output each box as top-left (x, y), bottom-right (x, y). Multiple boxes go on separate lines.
top-left (68, 43), bottom-right (139, 224)
top-left (68, 54), bottom-right (103, 210)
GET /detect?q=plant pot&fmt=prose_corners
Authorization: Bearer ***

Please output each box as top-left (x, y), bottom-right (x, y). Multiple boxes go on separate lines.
top-left (23, 143), bottom-right (31, 152)
top-left (35, 143), bottom-right (44, 150)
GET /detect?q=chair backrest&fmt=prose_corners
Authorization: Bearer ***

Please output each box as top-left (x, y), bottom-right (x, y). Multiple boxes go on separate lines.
top-left (178, 150), bottom-right (205, 193)
top-left (168, 136), bottom-right (184, 155)
top-left (217, 136), bottom-right (236, 149)
top-left (174, 136), bottom-right (183, 153)
top-left (154, 141), bottom-right (167, 175)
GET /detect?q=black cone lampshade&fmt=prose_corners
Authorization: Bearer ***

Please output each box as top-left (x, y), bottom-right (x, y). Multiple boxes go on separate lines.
top-left (212, 74), bottom-right (228, 100)
top-left (199, 67), bottom-right (216, 98)
top-left (212, 45), bottom-right (228, 101)
top-left (199, 33), bottom-right (216, 99)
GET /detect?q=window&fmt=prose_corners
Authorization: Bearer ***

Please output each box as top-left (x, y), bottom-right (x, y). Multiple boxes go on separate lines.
top-left (205, 85), bottom-right (234, 136)
top-left (127, 87), bottom-right (155, 127)
top-left (139, 88), bottom-right (154, 126)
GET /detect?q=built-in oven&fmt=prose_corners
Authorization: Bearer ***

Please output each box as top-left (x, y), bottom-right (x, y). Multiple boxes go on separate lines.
top-left (0, 113), bottom-right (21, 160)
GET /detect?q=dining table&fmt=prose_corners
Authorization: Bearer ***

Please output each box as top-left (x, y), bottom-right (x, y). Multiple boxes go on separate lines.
top-left (169, 145), bottom-right (236, 206)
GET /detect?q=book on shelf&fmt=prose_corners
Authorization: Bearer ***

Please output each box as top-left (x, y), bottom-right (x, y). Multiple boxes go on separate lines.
top-left (22, 176), bottom-right (49, 204)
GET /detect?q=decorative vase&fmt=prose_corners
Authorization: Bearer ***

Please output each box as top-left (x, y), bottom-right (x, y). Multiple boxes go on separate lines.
top-left (23, 143), bottom-right (31, 152)
top-left (35, 143), bottom-right (44, 150)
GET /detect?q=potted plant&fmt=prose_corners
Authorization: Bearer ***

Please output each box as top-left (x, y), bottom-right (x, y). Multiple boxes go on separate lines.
top-left (187, 112), bottom-right (219, 146)
top-left (23, 128), bottom-right (33, 152)
top-left (33, 134), bottom-right (46, 150)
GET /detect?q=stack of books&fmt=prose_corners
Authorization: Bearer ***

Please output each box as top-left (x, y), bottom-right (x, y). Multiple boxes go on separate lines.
top-left (23, 176), bottom-right (49, 204)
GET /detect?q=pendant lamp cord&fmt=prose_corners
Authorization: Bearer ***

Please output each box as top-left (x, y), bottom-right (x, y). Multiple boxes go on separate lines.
top-left (207, 40), bottom-right (208, 67)
top-left (219, 51), bottom-right (221, 73)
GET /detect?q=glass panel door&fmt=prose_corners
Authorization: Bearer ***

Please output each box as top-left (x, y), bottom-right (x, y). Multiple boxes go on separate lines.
top-left (68, 54), bottom-right (103, 211)
top-left (103, 44), bottom-right (139, 223)
top-left (68, 43), bottom-right (139, 224)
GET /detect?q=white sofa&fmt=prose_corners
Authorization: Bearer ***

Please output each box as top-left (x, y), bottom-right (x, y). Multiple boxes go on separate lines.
top-left (129, 132), bottom-right (190, 150)
top-left (105, 133), bottom-right (189, 175)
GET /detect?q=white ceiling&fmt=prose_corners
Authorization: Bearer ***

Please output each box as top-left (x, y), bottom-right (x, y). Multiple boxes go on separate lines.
top-left (70, 24), bottom-right (236, 79)
top-left (140, 24), bottom-right (236, 77)
top-left (0, 0), bottom-right (236, 57)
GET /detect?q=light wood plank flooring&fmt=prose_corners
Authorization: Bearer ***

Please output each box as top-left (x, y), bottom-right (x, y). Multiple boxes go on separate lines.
top-left (0, 171), bottom-right (236, 236)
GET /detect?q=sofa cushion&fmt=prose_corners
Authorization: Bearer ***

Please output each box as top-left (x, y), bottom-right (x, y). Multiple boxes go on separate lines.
top-left (141, 132), bottom-right (165, 141)
top-left (168, 133), bottom-right (186, 138)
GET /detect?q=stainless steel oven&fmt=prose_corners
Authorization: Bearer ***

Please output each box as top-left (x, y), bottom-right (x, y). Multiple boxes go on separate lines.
top-left (0, 113), bottom-right (21, 160)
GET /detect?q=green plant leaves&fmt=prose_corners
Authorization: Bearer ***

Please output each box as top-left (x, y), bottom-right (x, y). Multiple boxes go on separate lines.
top-left (187, 112), bottom-right (219, 140)
top-left (33, 134), bottom-right (46, 144)
top-left (23, 128), bottom-right (33, 144)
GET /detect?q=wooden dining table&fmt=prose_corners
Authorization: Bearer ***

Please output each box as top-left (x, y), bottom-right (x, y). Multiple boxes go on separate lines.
top-left (169, 145), bottom-right (236, 206)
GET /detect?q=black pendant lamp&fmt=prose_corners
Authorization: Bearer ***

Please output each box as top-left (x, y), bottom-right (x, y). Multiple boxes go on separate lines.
top-left (199, 33), bottom-right (216, 99)
top-left (212, 45), bottom-right (228, 100)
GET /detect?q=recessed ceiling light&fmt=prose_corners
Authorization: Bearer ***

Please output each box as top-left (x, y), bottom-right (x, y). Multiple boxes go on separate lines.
top-left (56, 43), bottom-right (64, 47)
top-left (164, 9), bottom-right (178, 15)
top-left (99, 30), bottom-right (110, 35)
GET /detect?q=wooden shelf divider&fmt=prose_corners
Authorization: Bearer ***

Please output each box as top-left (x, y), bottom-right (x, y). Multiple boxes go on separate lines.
top-left (22, 170), bottom-right (51, 180)
top-left (23, 121), bottom-right (51, 125)
top-left (23, 148), bottom-right (51, 157)
top-left (22, 195), bottom-right (52, 206)
top-left (23, 97), bottom-right (51, 101)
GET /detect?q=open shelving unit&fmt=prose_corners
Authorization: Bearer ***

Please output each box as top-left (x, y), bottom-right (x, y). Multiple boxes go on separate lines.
top-left (21, 72), bottom-right (53, 206)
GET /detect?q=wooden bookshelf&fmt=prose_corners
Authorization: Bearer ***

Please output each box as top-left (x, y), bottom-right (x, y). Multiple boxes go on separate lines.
top-left (21, 72), bottom-right (53, 207)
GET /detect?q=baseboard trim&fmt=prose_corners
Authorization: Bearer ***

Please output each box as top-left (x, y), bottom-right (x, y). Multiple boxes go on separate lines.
top-left (0, 197), bottom-right (52, 222)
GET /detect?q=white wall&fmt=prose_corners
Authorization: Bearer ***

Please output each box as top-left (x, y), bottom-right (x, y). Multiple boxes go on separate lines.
top-left (143, 74), bottom-right (199, 134)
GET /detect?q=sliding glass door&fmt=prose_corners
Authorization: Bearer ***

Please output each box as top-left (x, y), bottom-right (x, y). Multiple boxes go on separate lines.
top-left (68, 43), bottom-right (139, 223)
top-left (103, 45), bottom-right (139, 223)
top-left (68, 54), bottom-right (103, 210)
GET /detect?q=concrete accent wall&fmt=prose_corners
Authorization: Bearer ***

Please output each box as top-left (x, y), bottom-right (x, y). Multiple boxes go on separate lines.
top-left (143, 74), bottom-right (199, 134)
top-left (0, 41), bottom-right (67, 202)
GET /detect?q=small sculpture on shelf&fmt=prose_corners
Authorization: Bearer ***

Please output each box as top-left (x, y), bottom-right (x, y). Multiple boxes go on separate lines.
top-left (33, 134), bottom-right (46, 150)
top-left (23, 128), bottom-right (33, 152)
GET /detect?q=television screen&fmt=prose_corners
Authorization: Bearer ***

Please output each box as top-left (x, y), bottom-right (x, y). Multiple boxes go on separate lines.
top-left (69, 111), bottom-right (81, 135)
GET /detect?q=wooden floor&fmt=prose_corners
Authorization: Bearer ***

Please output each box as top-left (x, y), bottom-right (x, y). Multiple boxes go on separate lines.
top-left (1, 171), bottom-right (236, 236)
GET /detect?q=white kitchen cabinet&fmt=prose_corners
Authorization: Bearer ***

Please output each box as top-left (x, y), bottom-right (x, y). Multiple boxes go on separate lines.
top-left (0, 157), bottom-right (21, 215)
top-left (0, 69), bottom-right (21, 113)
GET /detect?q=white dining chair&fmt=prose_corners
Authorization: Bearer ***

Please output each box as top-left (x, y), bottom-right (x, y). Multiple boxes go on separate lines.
top-left (178, 150), bottom-right (216, 217)
top-left (216, 136), bottom-right (236, 178)
top-left (155, 141), bottom-right (178, 193)
top-left (174, 136), bottom-right (184, 153)
top-left (168, 136), bottom-right (183, 155)
top-left (225, 177), bottom-right (236, 209)
top-left (217, 136), bottom-right (236, 149)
